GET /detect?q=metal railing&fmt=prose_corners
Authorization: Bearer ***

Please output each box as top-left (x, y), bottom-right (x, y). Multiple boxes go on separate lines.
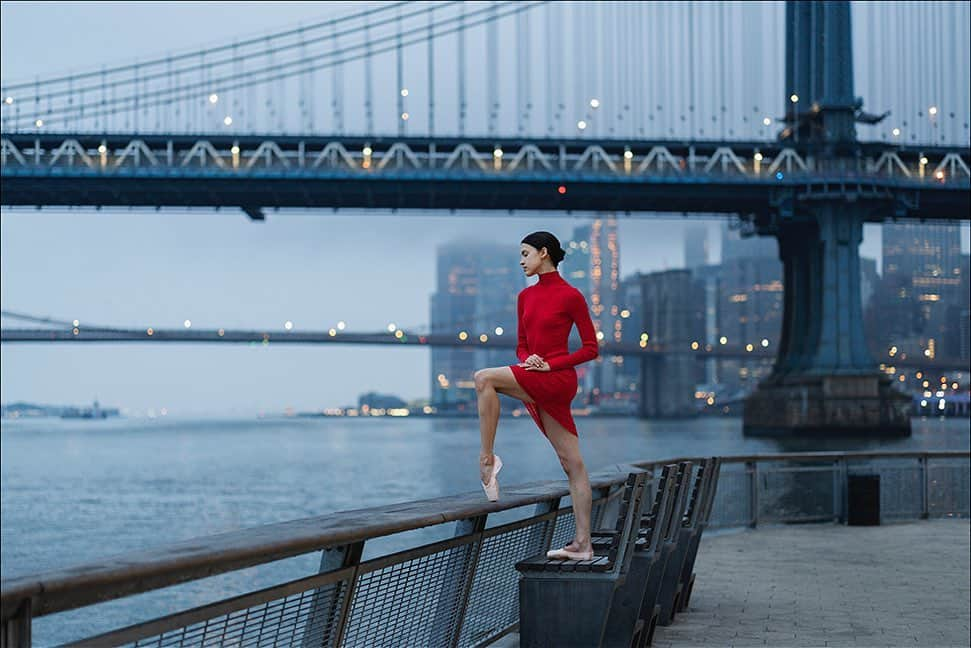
top-left (1, 450), bottom-right (968, 647)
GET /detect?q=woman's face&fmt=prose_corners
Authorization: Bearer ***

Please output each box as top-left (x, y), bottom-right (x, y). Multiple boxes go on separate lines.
top-left (520, 243), bottom-right (550, 276)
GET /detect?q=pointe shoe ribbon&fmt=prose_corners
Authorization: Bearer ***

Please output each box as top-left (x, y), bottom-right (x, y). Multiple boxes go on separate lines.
top-left (546, 547), bottom-right (594, 561)
top-left (481, 454), bottom-right (503, 502)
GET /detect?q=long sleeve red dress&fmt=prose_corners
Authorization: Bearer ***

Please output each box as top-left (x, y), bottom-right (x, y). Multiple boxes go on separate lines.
top-left (508, 269), bottom-right (600, 437)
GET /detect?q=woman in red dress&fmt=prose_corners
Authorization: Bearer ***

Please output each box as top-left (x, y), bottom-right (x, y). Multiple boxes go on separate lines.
top-left (473, 231), bottom-right (600, 561)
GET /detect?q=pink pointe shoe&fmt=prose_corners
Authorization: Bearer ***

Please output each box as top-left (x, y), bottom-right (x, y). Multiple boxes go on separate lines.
top-left (546, 546), bottom-right (594, 561)
top-left (481, 454), bottom-right (503, 501)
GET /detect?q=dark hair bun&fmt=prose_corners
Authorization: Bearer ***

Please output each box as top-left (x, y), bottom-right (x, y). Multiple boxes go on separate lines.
top-left (521, 231), bottom-right (566, 268)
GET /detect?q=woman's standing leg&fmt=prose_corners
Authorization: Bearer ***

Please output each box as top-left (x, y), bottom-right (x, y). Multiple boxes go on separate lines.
top-left (540, 409), bottom-right (593, 552)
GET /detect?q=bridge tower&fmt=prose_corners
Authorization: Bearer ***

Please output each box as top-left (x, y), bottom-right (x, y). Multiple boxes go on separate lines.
top-left (742, 0), bottom-right (911, 435)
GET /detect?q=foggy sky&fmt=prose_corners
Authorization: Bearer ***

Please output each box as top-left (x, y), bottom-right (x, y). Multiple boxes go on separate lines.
top-left (1, 2), bottom-right (968, 415)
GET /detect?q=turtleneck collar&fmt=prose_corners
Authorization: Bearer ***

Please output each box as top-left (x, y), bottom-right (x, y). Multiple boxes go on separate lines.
top-left (537, 270), bottom-right (564, 285)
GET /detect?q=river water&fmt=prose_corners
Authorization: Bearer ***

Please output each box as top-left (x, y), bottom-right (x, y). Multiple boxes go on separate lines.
top-left (2, 415), bottom-right (968, 644)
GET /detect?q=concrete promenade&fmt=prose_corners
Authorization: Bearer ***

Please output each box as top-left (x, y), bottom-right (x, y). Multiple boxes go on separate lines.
top-left (499, 519), bottom-right (970, 647)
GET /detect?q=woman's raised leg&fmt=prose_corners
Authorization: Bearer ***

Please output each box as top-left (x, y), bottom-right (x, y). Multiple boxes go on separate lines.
top-left (540, 408), bottom-right (593, 553)
top-left (473, 366), bottom-right (534, 484)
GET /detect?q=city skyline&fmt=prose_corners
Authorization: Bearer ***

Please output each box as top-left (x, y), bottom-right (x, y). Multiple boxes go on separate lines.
top-left (1, 2), bottom-right (969, 415)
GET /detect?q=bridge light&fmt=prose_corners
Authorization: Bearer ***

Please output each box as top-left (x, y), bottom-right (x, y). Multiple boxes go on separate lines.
top-left (590, 98), bottom-right (600, 109)
top-left (479, 334), bottom-right (488, 342)
top-left (387, 323), bottom-right (397, 332)
top-left (919, 156), bottom-right (928, 166)
top-left (329, 328), bottom-right (337, 336)
top-left (789, 94), bottom-right (799, 103)
top-left (73, 319), bottom-right (80, 327)
top-left (400, 112), bottom-right (409, 121)
top-left (223, 116), bottom-right (233, 126)
top-left (495, 326), bottom-right (504, 335)
top-left (209, 93), bottom-right (219, 104)
top-left (916, 371), bottom-right (923, 379)
top-left (3, 97), bottom-right (12, 105)
top-left (400, 88), bottom-right (409, 97)
top-left (231, 145), bottom-right (240, 155)
top-left (362, 146), bottom-right (372, 156)
top-left (620, 309), bottom-right (630, 318)
top-left (753, 152), bottom-right (763, 162)
top-left (899, 375), bottom-right (905, 382)
top-left (935, 170), bottom-right (945, 180)
top-left (953, 383), bottom-right (959, 390)
top-left (493, 147), bottom-right (503, 158)
top-left (577, 120), bottom-right (587, 130)
top-left (459, 331), bottom-right (468, 340)
top-left (284, 321), bottom-right (293, 330)
top-left (640, 332), bottom-right (649, 341)
top-left (775, 171), bottom-right (784, 180)
top-left (218, 328), bottom-right (225, 336)
top-left (557, 185), bottom-right (567, 194)
top-left (395, 330), bottom-right (405, 339)
top-left (34, 119), bottom-right (43, 127)
top-left (761, 338), bottom-right (769, 347)
top-left (719, 336), bottom-right (728, 345)
top-left (921, 399), bottom-right (928, 408)
top-left (892, 128), bottom-right (900, 137)
top-left (746, 343), bottom-right (754, 352)
top-left (623, 149), bottom-right (633, 160)
top-left (762, 117), bottom-right (771, 126)
top-left (596, 331), bottom-right (605, 341)
top-left (929, 106), bottom-right (938, 116)
top-left (97, 145), bottom-right (107, 154)
top-left (147, 328), bottom-right (154, 336)
top-left (337, 320), bottom-right (346, 330)
top-left (184, 320), bottom-right (192, 328)
top-left (691, 341), bottom-right (699, 350)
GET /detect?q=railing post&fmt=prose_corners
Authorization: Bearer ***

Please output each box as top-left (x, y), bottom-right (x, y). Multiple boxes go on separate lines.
top-left (747, 460), bottom-right (759, 528)
top-left (920, 453), bottom-right (929, 519)
top-left (301, 540), bottom-right (365, 648)
top-left (532, 497), bottom-right (562, 551)
top-left (833, 458), bottom-right (845, 523)
top-left (442, 513), bottom-right (488, 648)
top-left (1, 599), bottom-right (31, 648)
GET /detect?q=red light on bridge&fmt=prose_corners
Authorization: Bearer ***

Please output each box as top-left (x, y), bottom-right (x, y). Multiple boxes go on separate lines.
top-left (557, 185), bottom-right (567, 195)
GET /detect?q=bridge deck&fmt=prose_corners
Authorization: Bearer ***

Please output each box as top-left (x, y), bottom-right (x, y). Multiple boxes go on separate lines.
top-left (496, 519), bottom-right (970, 647)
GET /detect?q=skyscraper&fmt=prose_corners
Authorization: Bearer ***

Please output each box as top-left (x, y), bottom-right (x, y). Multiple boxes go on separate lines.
top-left (430, 240), bottom-right (523, 410)
top-left (684, 224), bottom-right (710, 270)
top-left (568, 217), bottom-right (619, 404)
top-left (880, 222), bottom-right (964, 360)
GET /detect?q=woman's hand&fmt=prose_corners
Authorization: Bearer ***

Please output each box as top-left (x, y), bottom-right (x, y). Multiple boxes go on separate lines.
top-left (524, 360), bottom-right (550, 372)
top-left (522, 354), bottom-right (545, 369)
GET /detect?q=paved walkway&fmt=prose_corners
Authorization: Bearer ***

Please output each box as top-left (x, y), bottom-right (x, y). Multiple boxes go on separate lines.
top-left (498, 519), bottom-right (970, 647)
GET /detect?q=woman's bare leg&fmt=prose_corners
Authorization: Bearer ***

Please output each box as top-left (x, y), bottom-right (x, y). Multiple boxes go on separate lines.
top-left (540, 409), bottom-right (593, 552)
top-left (473, 367), bottom-right (534, 484)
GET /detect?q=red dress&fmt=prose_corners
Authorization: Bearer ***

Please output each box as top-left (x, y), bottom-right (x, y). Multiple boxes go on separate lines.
top-left (508, 270), bottom-right (599, 437)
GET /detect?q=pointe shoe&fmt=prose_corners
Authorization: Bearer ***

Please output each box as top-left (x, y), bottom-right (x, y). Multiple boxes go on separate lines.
top-left (546, 546), bottom-right (594, 561)
top-left (481, 454), bottom-right (503, 501)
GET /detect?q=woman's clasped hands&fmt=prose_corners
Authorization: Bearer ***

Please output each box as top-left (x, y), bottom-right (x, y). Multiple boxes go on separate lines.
top-left (518, 353), bottom-right (551, 372)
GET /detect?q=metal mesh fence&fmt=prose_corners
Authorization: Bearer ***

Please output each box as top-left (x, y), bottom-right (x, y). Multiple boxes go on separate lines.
top-left (125, 581), bottom-right (345, 648)
top-left (928, 457), bottom-right (971, 517)
top-left (708, 464), bottom-right (753, 528)
top-left (457, 519), bottom-right (549, 647)
top-left (340, 541), bottom-right (474, 648)
top-left (847, 458), bottom-right (923, 520)
top-left (758, 462), bottom-right (837, 523)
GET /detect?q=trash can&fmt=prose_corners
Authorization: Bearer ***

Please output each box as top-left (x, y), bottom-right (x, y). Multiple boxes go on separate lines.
top-left (847, 474), bottom-right (880, 526)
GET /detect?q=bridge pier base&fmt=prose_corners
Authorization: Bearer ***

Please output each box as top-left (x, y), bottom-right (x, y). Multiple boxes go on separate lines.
top-left (743, 204), bottom-right (910, 437)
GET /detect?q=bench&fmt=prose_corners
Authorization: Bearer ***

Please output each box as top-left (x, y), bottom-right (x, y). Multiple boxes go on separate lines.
top-left (591, 463), bottom-right (680, 648)
top-left (515, 469), bottom-right (651, 648)
top-left (656, 457), bottom-right (717, 625)
top-left (632, 461), bottom-right (694, 646)
top-left (676, 456), bottom-right (721, 613)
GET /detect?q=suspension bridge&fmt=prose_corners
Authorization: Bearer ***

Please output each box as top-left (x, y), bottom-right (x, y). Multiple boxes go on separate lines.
top-left (1, 0), bottom-right (970, 433)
